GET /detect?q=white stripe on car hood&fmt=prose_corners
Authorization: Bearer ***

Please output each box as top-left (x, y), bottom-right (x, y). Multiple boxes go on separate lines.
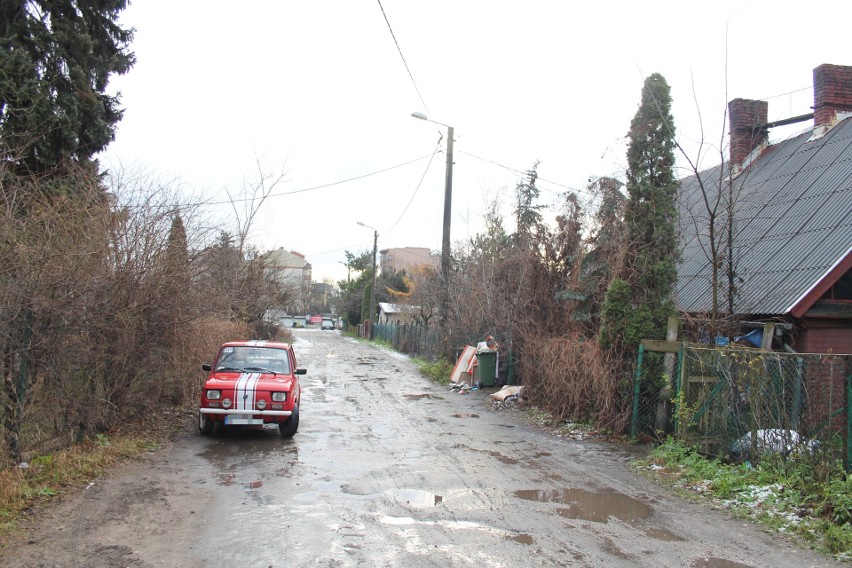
top-left (234, 372), bottom-right (261, 410)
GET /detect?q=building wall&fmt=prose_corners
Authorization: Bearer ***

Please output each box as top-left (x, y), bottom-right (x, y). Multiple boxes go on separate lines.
top-left (265, 248), bottom-right (312, 284)
top-left (380, 247), bottom-right (438, 273)
top-left (795, 318), bottom-right (852, 354)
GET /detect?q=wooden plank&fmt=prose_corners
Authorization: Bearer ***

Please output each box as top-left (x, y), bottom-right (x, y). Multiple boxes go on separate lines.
top-left (641, 339), bottom-right (681, 353)
top-left (761, 323), bottom-right (775, 350)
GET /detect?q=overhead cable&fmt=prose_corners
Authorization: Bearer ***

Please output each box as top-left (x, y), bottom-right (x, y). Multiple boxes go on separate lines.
top-left (458, 149), bottom-right (594, 197)
top-left (383, 134), bottom-right (443, 236)
top-left (124, 153), bottom-right (437, 209)
top-left (376, 0), bottom-right (429, 112)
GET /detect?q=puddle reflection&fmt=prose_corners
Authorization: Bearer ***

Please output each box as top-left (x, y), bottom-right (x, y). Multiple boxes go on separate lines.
top-left (514, 487), bottom-right (652, 523)
top-left (395, 488), bottom-right (443, 507)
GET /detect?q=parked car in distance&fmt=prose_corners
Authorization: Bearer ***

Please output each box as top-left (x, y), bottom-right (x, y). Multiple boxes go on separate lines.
top-left (198, 340), bottom-right (305, 437)
top-left (321, 317), bottom-right (335, 330)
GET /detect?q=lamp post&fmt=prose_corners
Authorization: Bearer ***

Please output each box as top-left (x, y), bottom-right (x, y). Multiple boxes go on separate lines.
top-left (411, 112), bottom-right (453, 334)
top-left (356, 221), bottom-right (378, 339)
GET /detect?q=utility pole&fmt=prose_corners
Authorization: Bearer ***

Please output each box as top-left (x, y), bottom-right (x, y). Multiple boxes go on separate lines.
top-left (369, 228), bottom-right (377, 339)
top-left (410, 112), bottom-right (454, 342)
top-left (357, 221), bottom-right (379, 340)
top-left (440, 126), bottom-right (454, 334)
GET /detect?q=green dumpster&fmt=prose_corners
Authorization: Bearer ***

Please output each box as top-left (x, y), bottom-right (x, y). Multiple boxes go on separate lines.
top-left (476, 351), bottom-right (498, 387)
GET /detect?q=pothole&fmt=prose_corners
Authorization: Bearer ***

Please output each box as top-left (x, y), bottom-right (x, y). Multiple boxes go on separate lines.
top-left (395, 488), bottom-right (443, 507)
top-left (507, 533), bottom-right (534, 545)
top-left (514, 487), bottom-right (652, 524)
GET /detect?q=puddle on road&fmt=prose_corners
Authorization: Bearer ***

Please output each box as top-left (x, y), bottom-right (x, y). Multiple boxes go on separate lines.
top-left (404, 393), bottom-right (442, 400)
top-left (507, 533), bottom-right (534, 545)
top-left (514, 487), bottom-right (652, 524)
top-left (395, 488), bottom-right (443, 507)
top-left (690, 558), bottom-right (754, 568)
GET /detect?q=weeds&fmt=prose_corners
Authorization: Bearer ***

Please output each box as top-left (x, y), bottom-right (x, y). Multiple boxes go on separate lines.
top-left (638, 438), bottom-right (852, 560)
top-left (0, 435), bottom-right (159, 540)
top-left (412, 356), bottom-right (453, 384)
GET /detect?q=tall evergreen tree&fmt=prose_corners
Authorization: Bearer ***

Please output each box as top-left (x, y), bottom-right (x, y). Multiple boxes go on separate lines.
top-left (0, 1), bottom-right (134, 175)
top-left (600, 73), bottom-right (678, 350)
top-left (514, 161), bottom-right (543, 245)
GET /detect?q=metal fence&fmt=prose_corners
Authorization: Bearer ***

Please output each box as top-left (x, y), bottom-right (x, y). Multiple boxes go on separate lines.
top-left (364, 322), bottom-right (442, 360)
top-left (356, 322), bottom-right (515, 385)
top-left (632, 344), bottom-right (851, 471)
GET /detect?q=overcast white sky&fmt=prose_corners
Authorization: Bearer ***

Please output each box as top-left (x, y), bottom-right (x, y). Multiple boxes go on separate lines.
top-left (101, 0), bottom-right (849, 283)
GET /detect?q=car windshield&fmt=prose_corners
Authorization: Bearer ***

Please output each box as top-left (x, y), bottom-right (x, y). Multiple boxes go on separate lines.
top-left (215, 346), bottom-right (291, 374)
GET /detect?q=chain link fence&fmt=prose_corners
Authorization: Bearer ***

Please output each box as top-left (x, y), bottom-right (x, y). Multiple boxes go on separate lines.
top-left (633, 344), bottom-right (850, 471)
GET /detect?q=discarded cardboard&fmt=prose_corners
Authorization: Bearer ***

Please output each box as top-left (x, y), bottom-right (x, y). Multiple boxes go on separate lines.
top-left (450, 345), bottom-right (476, 385)
top-left (490, 385), bottom-right (523, 401)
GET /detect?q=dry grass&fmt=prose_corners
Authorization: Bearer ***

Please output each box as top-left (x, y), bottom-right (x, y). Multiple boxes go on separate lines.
top-left (519, 334), bottom-right (630, 433)
top-left (0, 429), bottom-right (163, 541)
top-left (0, 317), bottom-right (274, 543)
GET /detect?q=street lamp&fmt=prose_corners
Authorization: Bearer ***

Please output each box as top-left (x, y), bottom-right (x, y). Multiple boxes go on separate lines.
top-left (411, 111), bottom-right (453, 334)
top-left (356, 221), bottom-right (378, 339)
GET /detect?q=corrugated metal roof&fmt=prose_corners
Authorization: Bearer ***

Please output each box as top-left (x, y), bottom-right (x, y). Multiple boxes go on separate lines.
top-left (676, 117), bottom-right (852, 316)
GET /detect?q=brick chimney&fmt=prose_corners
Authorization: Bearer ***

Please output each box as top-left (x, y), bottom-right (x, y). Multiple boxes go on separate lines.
top-left (728, 98), bottom-right (768, 170)
top-left (813, 64), bottom-right (852, 131)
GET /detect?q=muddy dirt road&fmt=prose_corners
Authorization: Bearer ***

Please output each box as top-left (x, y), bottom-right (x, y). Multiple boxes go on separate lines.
top-left (1, 329), bottom-right (841, 567)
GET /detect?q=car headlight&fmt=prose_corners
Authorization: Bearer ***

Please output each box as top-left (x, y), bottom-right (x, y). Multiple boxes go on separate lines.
top-left (222, 398), bottom-right (232, 409)
top-left (206, 390), bottom-right (221, 400)
top-left (272, 392), bottom-right (287, 402)
top-left (256, 399), bottom-right (267, 410)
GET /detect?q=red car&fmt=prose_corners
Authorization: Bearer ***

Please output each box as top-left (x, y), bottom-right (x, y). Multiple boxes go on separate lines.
top-left (198, 340), bottom-right (305, 437)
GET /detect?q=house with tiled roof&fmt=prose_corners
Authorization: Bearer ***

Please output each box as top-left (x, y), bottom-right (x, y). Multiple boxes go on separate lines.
top-left (677, 64), bottom-right (852, 354)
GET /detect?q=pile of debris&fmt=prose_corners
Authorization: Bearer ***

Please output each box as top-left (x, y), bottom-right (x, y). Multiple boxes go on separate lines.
top-left (448, 382), bottom-right (479, 395)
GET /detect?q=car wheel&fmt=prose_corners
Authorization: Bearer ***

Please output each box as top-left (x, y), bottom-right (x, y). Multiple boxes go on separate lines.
top-left (279, 404), bottom-right (299, 438)
top-left (198, 411), bottom-right (213, 435)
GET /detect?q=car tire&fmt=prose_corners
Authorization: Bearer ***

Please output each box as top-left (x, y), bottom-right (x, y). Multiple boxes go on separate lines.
top-left (198, 411), bottom-right (213, 435)
top-left (279, 404), bottom-right (299, 438)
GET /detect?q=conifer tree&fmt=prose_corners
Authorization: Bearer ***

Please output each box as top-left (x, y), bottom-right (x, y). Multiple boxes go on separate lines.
top-left (0, 1), bottom-right (134, 175)
top-left (600, 73), bottom-right (678, 350)
top-left (514, 161), bottom-right (543, 245)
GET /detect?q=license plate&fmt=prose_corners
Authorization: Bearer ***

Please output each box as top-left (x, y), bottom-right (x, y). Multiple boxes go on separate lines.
top-left (225, 416), bottom-right (264, 426)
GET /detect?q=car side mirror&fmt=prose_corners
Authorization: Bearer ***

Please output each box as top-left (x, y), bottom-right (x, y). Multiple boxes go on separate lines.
top-left (295, 368), bottom-right (307, 375)
top-left (201, 364), bottom-right (212, 372)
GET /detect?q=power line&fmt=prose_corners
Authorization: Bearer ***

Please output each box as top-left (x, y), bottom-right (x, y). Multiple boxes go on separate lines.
top-left (376, 0), bottom-right (429, 112)
top-left (306, 138), bottom-right (441, 261)
top-left (384, 134), bottom-right (443, 235)
top-left (458, 149), bottom-right (594, 197)
top-left (119, 153), bottom-right (436, 209)
top-left (247, 153), bottom-right (434, 202)
top-left (756, 85), bottom-right (810, 101)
